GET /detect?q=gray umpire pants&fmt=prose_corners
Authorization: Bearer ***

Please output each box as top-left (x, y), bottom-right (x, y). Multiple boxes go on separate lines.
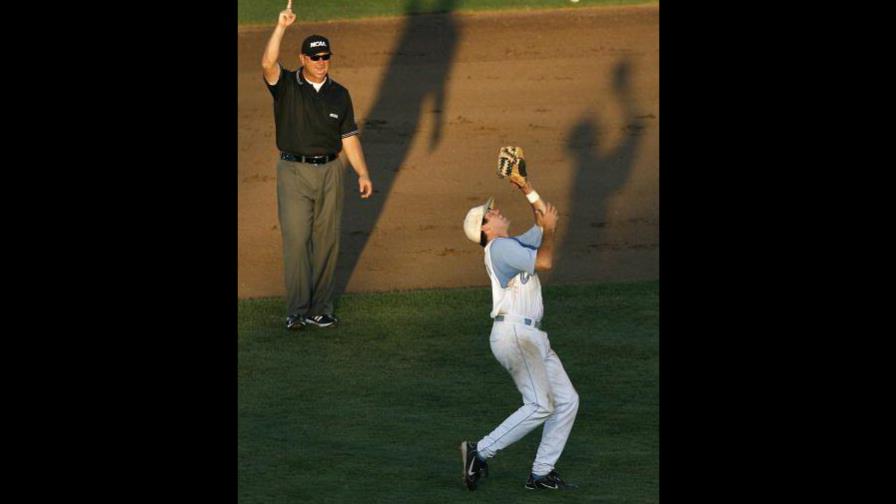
top-left (276, 157), bottom-right (344, 318)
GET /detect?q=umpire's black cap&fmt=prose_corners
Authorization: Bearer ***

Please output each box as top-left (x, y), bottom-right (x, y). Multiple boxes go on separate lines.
top-left (301, 35), bottom-right (332, 55)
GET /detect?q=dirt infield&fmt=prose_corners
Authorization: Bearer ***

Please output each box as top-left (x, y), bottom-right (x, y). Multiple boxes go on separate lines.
top-left (238, 4), bottom-right (658, 298)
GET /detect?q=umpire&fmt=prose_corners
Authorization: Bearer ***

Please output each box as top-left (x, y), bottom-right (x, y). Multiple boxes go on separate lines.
top-left (262, 0), bottom-right (373, 330)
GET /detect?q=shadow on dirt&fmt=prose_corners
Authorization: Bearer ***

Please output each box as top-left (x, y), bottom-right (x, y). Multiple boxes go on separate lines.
top-left (553, 58), bottom-right (647, 282)
top-left (335, 0), bottom-right (460, 296)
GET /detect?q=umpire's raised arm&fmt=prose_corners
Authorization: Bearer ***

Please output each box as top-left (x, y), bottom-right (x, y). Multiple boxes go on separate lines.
top-left (262, 1), bottom-right (297, 85)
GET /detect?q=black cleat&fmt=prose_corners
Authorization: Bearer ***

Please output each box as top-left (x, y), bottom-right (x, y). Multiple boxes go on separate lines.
top-left (525, 470), bottom-right (576, 490)
top-left (460, 441), bottom-right (489, 491)
top-left (286, 315), bottom-right (305, 330)
top-left (304, 314), bottom-right (338, 327)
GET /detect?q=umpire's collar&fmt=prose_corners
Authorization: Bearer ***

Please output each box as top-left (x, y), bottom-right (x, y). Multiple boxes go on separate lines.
top-left (297, 69), bottom-right (331, 89)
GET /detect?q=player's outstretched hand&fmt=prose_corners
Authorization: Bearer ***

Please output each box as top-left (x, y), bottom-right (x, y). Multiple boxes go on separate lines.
top-left (537, 202), bottom-right (559, 231)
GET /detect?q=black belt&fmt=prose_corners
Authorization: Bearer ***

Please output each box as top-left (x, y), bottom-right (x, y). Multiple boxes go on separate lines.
top-left (280, 152), bottom-right (338, 164)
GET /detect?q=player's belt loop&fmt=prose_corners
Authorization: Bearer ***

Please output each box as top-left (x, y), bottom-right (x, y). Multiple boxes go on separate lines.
top-left (494, 314), bottom-right (541, 329)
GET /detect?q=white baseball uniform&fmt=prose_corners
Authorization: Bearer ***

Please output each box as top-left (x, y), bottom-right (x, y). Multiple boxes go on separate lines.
top-left (475, 225), bottom-right (579, 476)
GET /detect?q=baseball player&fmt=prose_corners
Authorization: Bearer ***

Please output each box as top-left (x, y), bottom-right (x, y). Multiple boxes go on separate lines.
top-left (460, 174), bottom-right (580, 491)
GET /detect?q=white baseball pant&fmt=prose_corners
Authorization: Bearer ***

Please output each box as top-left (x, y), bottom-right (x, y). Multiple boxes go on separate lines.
top-left (475, 320), bottom-right (579, 476)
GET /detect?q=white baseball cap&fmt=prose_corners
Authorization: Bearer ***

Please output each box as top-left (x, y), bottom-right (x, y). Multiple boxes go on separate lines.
top-left (463, 196), bottom-right (494, 243)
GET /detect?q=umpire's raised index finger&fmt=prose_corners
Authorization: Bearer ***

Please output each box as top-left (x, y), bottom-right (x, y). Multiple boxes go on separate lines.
top-left (287, 0), bottom-right (293, 10)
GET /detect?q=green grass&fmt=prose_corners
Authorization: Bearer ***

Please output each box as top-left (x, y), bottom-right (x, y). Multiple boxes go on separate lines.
top-left (238, 0), bottom-right (659, 25)
top-left (239, 280), bottom-right (658, 503)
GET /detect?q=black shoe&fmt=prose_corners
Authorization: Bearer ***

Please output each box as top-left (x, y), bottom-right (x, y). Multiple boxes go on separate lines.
top-left (286, 315), bottom-right (305, 330)
top-left (304, 314), bottom-right (338, 327)
top-left (524, 470), bottom-right (576, 490)
top-left (460, 441), bottom-right (489, 491)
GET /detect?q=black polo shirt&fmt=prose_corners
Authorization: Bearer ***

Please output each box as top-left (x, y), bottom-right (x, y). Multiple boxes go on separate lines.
top-left (266, 66), bottom-right (359, 156)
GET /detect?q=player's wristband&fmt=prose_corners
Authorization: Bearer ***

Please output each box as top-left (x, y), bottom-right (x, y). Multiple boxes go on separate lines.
top-left (526, 191), bottom-right (541, 204)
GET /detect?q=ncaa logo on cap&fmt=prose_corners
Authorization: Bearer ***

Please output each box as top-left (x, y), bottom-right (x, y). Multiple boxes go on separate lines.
top-left (301, 34), bottom-right (332, 55)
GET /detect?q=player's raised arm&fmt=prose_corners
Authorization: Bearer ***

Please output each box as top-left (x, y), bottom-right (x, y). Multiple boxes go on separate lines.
top-left (511, 177), bottom-right (548, 222)
top-left (533, 201), bottom-right (557, 271)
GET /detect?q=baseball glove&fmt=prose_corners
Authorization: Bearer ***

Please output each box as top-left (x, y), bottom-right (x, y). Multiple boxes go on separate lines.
top-left (497, 146), bottom-right (527, 186)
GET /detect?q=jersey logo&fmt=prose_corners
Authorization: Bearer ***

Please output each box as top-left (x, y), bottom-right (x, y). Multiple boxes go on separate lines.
top-left (329, 113), bottom-right (339, 119)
